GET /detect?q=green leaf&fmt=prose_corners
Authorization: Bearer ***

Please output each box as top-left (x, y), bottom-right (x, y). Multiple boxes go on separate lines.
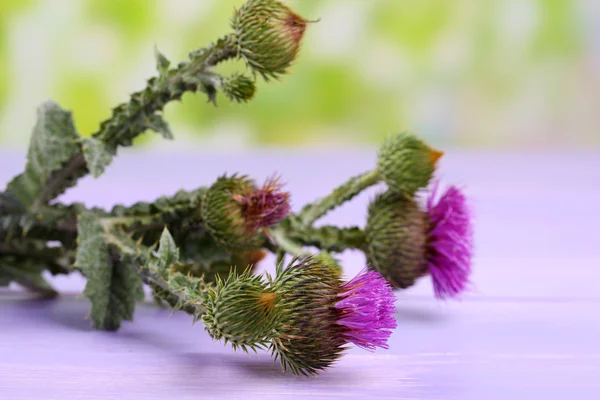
top-left (154, 47), bottom-right (170, 76)
top-left (76, 211), bottom-right (142, 330)
top-left (6, 101), bottom-right (80, 210)
top-left (145, 114), bottom-right (173, 139)
top-left (0, 256), bottom-right (58, 297)
top-left (81, 137), bottom-right (113, 179)
top-left (157, 228), bottom-right (179, 265)
top-left (0, 192), bottom-right (27, 216)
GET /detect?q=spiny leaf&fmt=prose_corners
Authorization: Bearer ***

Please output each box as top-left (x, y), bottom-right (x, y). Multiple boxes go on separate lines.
top-left (0, 256), bottom-right (58, 297)
top-left (145, 114), bottom-right (173, 139)
top-left (76, 211), bottom-right (142, 330)
top-left (154, 46), bottom-right (170, 76)
top-left (81, 137), bottom-right (113, 179)
top-left (6, 101), bottom-right (80, 209)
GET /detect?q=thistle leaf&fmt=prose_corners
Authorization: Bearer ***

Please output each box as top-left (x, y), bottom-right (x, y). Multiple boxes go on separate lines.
top-left (145, 114), bottom-right (173, 140)
top-left (76, 211), bottom-right (142, 330)
top-left (6, 101), bottom-right (80, 209)
top-left (81, 137), bottom-right (113, 179)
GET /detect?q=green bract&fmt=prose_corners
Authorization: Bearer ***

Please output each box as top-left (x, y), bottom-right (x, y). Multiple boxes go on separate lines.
top-left (201, 269), bottom-right (280, 351)
top-left (201, 175), bottom-right (262, 249)
top-left (232, 0), bottom-right (308, 80)
top-left (365, 191), bottom-right (429, 288)
top-left (377, 132), bottom-right (442, 197)
top-left (269, 256), bottom-right (347, 376)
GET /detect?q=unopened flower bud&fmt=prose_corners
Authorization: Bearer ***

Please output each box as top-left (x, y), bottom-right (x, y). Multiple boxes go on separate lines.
top-left (201, 269), bottom-right (279, 351)
top-left (231, 0), bottom-right (309, 80)
top-left (221, 73), bottom-right (256, 102)
top-left (377, 132), bottom-right (443, 196)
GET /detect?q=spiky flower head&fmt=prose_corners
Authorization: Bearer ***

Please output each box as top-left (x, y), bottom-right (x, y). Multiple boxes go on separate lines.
top-left (270, 256), bottom-right (396, 376)
top-left (231, 175), bottom-right (291, 231)
top-left (201, 268), bottom-right (280, 351)
top-left (231, 0), bottom-right (309, 80)
top-left (365, 191), bottom-right (429, 288)
top-left (377, 132), bottom-right (443, 197)
top-left (365, 184), bottom-right (473, 299)
top-left (202, 174), bottom-right (290, 249)
top-left (221, 73), bottom-right (256, 103)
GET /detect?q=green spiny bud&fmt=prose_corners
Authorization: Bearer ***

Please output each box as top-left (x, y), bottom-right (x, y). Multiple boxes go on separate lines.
top-left (313, 252), bottom-right (343, 279)
top-left (220, 73), bottom-right (256, 102)
top-left (269, 256), bottom-right (347, 376)
top-left (201, 269), bottom-right (279, 351)
top-left (365, 191), bottom-right (429, 288)
top-left (377, 132), bottom-right (443, 196)
top-left (201, 174), bottom-right (261, 249)
top-left (231, 0), bottom-right (309, 80)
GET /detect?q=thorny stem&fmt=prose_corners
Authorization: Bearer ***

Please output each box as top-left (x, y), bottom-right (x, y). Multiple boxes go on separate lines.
top-left (299, 169), bottom-right (380, 227)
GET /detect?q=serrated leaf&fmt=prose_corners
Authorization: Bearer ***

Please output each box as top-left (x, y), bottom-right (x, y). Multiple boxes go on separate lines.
top-left (145, 114), bottom-right (173, 139)
top-left (0, 191), bottom-right (27, 216)
top-left (6, 101), bottom-right (80, 209)
top-left (154, 47), bottom-right (170, 76)
top-left (81, 137), bottom-right (113, 178)
top-left (157, 228), bottom-right (179, 266)
top-left (0, 256), bottom-right (58, 297)
top-left (76, 212), bottom-right (141, 330)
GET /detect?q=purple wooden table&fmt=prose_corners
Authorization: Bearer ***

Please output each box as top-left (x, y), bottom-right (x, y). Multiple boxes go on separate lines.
top-left (1, 148), bottom-right (599, 400)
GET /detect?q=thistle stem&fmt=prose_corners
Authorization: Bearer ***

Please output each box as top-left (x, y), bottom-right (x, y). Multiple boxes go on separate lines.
top-left (34, 36), bottom-right (238, 207)
top-left (299, 169), bottom-right (380, 226)
top-left (270, 228), bottom-right (309, 257)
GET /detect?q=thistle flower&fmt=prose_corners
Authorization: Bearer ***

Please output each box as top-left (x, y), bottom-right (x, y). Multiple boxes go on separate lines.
top-left (270, 256), bottom-right (396, 376)
top-left (231, 0), bottom-right (309, 80)
top-left (365, 184), bottom-right (473, 299)
top-left (335, 269), bottom-right (397, 350)
top-left (201, 268), bottom-right (280, 351)
top-left (231, 175), bottom-right (291, 231)
top-left (377, 132), bottom-right (443, 196)
top-left (426, 183), bottom-right (473, 299)
top-left (202, 174), bottom-right (290, 248)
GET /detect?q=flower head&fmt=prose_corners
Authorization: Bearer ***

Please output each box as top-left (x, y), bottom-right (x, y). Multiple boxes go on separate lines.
top-left (425, 183), bottom-right (473, 299)
top-left (365, 183), bottom-right (474, 300)
top-left (232, 175), bottom-right (291, 230)
top-left (378, 132), bottom-right (443, 196)
top-left (202, 174), bottom-right (290, 249)
top-left (335, 269), bottom-right (397, 351)
top-left (232, 0), bottom-right (310, 80)
top-left (270, 256), bottom-right (397, 375)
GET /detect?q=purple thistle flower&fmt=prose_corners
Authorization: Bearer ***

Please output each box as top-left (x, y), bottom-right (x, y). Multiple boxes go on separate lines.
top-left (335, 268), bottom-right (397, 351)
top-left (426, 183), bottom-right (474, 300)
top-left (232, 175), bottom-right (291, 231)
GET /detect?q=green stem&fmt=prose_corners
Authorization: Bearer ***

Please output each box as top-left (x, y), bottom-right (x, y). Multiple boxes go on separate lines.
top-left (270, 228), bottom-right (310, 257)
top-left (34, 36), bottom-right (238, 207)
top-left (288, 225), bottom-right (367, 253)
top-left (299, 169), bottom-right (380, 226)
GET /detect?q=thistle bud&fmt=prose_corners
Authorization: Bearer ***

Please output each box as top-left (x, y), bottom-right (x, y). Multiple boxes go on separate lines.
top-left (365, 183), bottom-right (473, 299)
top-left (377, 132), bottom-right (443, 196)
top-left (202, 174), bottom-right (290, 249)
top-left (201, 269), bottom-right (279, 351)
top-left (270, 256), bottom-right (396, 376)
top-left (220, 73), bottom-right (256, 103)
top-left (232, 0), bottom-right (309, 80)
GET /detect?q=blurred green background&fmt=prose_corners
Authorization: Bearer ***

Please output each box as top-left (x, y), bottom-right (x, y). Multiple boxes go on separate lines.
top-left (0, 0), bottom-right (598, 149)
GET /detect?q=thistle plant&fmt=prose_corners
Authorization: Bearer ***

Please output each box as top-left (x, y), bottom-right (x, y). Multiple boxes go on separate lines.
top-left (0, 0), bottom-right (474, 376)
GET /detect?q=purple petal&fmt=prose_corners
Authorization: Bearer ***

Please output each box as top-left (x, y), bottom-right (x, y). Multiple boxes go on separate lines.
top-left (426, 183), bottom-right (474, 300)
top-left (335, 269), bottom-right (397, 351)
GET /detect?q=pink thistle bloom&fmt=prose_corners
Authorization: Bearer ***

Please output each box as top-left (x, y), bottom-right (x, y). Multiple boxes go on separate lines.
top-left (233, 175), bottom-right (291, 231)
top-left (426, 183), bottom-right (474, 300)
top-left (335, 269), bottom-right (397, 351)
